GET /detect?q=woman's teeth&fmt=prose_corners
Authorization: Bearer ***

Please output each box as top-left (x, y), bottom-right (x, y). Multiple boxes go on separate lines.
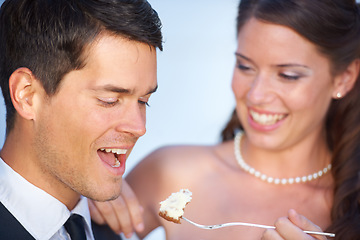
top-left (250, 110), bottom-right (285, 125)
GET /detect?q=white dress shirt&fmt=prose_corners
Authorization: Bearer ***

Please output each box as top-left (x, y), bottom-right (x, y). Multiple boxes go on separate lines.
top-left (0, 158), bottom-right (95, 240)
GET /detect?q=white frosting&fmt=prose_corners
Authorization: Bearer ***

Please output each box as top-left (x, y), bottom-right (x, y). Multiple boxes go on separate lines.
top-left (159, 189), bottom-right (192, 220)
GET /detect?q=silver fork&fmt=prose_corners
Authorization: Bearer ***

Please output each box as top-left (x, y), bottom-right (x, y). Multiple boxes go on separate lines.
top-left (182, 217), bottom-right (335, 238)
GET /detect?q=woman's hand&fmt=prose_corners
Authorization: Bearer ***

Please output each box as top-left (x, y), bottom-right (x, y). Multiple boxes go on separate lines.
top-left (261, 209), bottom-right (328, 240)
top-left (88, 180), bottom-right (144, 238)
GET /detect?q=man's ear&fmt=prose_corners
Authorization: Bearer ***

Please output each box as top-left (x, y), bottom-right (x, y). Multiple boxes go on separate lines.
top-left (332, 59), bottom-right (360, 99)
top-left (9, 67), bottom-right (39, 120)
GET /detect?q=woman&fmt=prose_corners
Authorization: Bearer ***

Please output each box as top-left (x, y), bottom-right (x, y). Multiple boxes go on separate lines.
top-left (90, 0), bottom-right (360, 239)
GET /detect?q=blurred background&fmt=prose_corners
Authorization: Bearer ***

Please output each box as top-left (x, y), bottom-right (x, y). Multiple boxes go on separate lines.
top-left (0, 0), bottom-right (238, 239)
top-left (127, 0), bottom-right (238, 172)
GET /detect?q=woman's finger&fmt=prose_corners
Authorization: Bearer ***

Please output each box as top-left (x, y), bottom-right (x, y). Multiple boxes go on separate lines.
top-left (287, 209), bottom-right (327, 240)
top-left (88, 199), bottom-right (106, 225)
top-left (121, 180), bottom-right (144, 232)
top-left (92, 200), bottom-right (122, 234)
top-left (109, 196), bottom-right (135, 238)
top-left (274, 215), bottom-right (314, 240)
top-left (262, 228), bottom-right (284, 240)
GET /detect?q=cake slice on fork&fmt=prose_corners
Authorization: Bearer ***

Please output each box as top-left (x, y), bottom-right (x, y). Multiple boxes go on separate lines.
top-left (159, 189), bottom-right (192, 224)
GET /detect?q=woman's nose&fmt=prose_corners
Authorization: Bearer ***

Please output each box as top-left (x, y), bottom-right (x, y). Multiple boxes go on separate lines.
top-left (246, 74), bottom-right (275, 104)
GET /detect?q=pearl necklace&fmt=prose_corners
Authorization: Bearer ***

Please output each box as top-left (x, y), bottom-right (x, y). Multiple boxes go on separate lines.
top-left (234, 131), bottom-right (332, 185)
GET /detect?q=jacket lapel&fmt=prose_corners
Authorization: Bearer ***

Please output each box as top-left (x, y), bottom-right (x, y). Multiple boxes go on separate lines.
top-left (0, 202), bottom-right (36, 240)
top-left (92, 220), bottom-right (122, 240)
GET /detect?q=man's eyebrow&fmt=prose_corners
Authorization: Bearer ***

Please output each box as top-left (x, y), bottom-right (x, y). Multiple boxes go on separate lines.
top-left (98, 85), bottom-right (131, 94)
top-left (94, 84), bottom-right (158, 95)
top-left (147, 85), bottom-right (158, 95)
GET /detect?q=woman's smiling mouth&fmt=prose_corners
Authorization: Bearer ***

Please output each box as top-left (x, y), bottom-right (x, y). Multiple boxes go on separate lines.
top-left (249, 109), bottom-right (286, 125)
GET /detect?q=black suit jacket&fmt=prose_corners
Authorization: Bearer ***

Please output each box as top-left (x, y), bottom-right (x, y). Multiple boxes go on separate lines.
top-left (0, 202), bottom-right (121, 240)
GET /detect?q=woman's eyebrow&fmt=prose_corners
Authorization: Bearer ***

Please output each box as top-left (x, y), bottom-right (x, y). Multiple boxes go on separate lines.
top-left (276, 63), bottom-right (310, 69)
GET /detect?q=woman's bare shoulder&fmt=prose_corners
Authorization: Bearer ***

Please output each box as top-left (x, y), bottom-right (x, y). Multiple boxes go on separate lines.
top-left (145, 142), bottom-right (233, 168)
top-left (128, 141), bottom-right (235, 183)
top-left (141, 144), bottom-right (206, 162)
top-left (126, 145), bottom-right (211, 182)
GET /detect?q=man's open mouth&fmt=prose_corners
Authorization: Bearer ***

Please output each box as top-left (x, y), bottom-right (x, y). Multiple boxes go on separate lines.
top-left (98, 148), bottom-right (127, 168)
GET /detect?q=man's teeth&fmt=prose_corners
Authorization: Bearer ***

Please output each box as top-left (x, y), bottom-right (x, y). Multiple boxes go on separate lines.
top-left (99, 148), bottom-right (125, 168)
top-left (100, 148), bottom-right (127, 154)
top-left (250, 110), bottom-right (285, 125)
top-left (112, 158), bottom-right (121, 168)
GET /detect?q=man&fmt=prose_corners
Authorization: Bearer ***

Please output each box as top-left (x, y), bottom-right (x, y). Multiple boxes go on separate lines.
top-left (0, 0), bottom-right (162, 239)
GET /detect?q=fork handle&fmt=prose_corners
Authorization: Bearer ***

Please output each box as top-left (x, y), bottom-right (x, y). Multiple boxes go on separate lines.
top-left (219, 222), bottom-right (335, 237)
top-left (182, 217), bottom-right (335, 238)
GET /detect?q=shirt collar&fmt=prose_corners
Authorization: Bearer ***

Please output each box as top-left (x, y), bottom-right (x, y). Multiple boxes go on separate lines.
top-left (0, 158), bottom-right (94, 240)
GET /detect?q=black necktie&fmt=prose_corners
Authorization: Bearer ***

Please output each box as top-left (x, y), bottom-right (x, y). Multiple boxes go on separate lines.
top-left (64, 214), bottom-right (87, 240)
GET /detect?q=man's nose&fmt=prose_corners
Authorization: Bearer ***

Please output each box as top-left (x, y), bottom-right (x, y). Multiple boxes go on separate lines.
top-left (115, 103), bottom-right (146, 137)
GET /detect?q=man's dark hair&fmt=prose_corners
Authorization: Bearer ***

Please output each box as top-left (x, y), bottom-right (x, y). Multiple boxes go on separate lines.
top-left (0, 0), bottom-right (163, 133)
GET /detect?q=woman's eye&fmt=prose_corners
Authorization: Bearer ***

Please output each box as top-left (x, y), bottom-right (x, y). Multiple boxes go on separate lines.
top-left (279, 73), bottom-right (300, 80)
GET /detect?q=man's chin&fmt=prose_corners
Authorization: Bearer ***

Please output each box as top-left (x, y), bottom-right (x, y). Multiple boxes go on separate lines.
top-left (84, 179), bottom-right (123, 201)
top-left (106, 193), bottom-right (121, 201)
top-left (87, 190), bottom-right (121, 202)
